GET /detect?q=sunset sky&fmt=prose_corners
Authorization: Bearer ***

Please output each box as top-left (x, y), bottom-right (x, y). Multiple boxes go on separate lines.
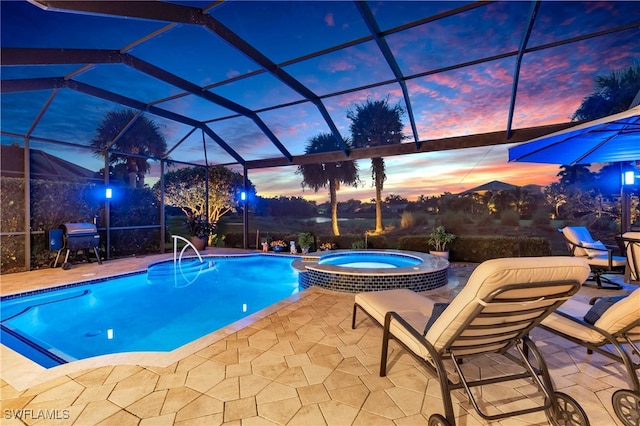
top-left (2, 1), bottom-right (639, 203)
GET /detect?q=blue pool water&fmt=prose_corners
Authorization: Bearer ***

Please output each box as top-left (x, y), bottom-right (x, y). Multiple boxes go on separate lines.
top-left (318, 252), bottom-right (421, 269)
top-left (1, 255), bottom-right (299, 367)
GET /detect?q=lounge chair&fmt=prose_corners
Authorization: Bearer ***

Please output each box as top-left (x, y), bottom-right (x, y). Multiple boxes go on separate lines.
top-left (352, 256), bottom-right (591, 426)
top-left (540, 288), bottom-right (640, 426)
top-left (559, 226), bottom-right (625, 289)
top-left (620, 231), bottom-right (640, 284)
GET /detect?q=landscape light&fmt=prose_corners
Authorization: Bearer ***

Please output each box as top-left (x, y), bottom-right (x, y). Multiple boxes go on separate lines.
top-left (622, 170), bottom-right (635, 186)
top-left (240, 191), bottom-right (246, 201)
top-left (105, 187), bottom-right (113, 199)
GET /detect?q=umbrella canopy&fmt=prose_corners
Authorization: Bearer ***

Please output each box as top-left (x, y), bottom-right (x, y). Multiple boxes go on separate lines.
top-left (508, 105), bottom-right (640, 165)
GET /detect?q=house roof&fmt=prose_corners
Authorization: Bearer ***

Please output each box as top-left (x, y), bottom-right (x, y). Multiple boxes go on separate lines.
top-left (457, 180), bottom-right (543, 195)
top-left (0, 144), bottom-right (99, 181)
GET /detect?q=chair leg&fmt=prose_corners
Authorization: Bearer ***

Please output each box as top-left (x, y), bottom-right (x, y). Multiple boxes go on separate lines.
top-left (582, 271), bottom-right (622, 290)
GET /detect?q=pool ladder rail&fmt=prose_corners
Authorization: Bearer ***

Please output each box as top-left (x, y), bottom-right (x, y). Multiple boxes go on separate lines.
top-left (172, 235), bottom-right (204, 265)
top-left (170, 235), bottom-right (220, 288)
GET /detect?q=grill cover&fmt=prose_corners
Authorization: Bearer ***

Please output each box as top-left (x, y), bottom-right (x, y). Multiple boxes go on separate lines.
top-left (60, 222), bottom-right (100, 250)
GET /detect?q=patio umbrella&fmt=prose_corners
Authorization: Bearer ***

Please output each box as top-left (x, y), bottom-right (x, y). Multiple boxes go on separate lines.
top-left (508, 105), bottom-right (640, 165)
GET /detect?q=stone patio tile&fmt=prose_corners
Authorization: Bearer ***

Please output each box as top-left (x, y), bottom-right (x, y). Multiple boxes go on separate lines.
top-left (160, 386), bottom-right (202, 415)
top-left (224, 396), bottom-right (257, 422)
top-left (385, 386), bottom-right (425, 416)
top-left (96, 407), bottom-right (140, 425)
top-left (239, 374), bottom-right (272, 398)
top-left (205, 377), bottom-right (239, 402)
top-left (73, 399), bottom-right (122, 425)
top-left (156, 371), bottom-right (188, 390)
top-left (185, 360), bottom-right (226, 393)
top-left (72, 366), bottom-right (115, 387)
top-left (287, 403), bottom-right (327, 425)
top-left (256, 396), bottom-right (301, 425)
top-left (318, 400), bottom-right (359, 425)
top-left (225, 362), bottom-right (252, 379)
top-left (284, 352), bottom-right (311, 368)
top-left (174, 393), bottom-right (224, 422)
top-left (297, 383), bottom-right (330, 406)
top-left (139, 413), bottom-right (175, 425)
top-left (352, 408), bottom-right (396, 425)
top-left (73, 382), bottom-right (117, 406)
top-left (271, 367), bottom-right (306, 390)
top-left (126, 389), bottom-right (168, 418)
top-left (300, 364), bottom-right (333, 385)
top-left (255, 381), bottom-right (298, 405)
top-left (327, 383), bottom-right (370, 409)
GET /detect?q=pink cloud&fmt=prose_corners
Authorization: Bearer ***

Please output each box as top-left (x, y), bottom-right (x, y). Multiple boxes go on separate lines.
top-left (325, 13), bottom-right (335, 27)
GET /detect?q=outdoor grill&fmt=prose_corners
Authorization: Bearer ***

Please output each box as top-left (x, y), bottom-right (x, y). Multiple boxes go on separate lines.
top-left (53, 222), bottom-right (102, 269)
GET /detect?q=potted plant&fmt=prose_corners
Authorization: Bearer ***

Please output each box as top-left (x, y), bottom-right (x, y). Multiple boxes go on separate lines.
top-left (270, 240), bottom-right (287, 252)
top-left (428, 226), bottom-right (456, 259)
top-left (186, 213), bottom-right (213, 251)
top-left (298, 232), bottom-right (315, 254)
top-left (319, 242), bottom-right (337, 251)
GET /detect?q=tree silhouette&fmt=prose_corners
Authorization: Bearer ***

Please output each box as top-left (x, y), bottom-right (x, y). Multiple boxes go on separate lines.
top-left (347, 99), bottom-right (405, 233)
top-left (91, 110), bottom-right (167, 188)
top-left (297, 133), bottom-right (359, 236)
top-left (573, 62), bottom-right (640, 121)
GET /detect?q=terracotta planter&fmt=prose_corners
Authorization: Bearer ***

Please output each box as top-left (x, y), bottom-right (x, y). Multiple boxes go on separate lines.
top-left (190, 236), bottom-right (206, 251)
top-left (430, 250), bottom-right (449, 260)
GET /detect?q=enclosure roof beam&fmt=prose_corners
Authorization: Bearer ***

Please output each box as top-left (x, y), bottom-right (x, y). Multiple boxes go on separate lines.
top-left (2, 47), bottom-right (293, 162)
top-left (30, 0), bottom-right (349, 157)
top-left (355, 1), bottom-right (420, 147)
top-left (244, 122), bottom-right (576, 169)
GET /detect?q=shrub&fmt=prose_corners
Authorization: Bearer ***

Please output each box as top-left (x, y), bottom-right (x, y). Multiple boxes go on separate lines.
top-left (400, 211), bottom-right (416, 228)
top-left (500, 210), bottom-right (520, 226)
top-left (440, 212), bottom-right (468, 230)
top-left (397, 236), bottom-right (429, 252)
top-left (532, 212), bottom-right (551, 226)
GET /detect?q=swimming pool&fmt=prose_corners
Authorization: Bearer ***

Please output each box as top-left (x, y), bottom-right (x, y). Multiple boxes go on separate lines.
top-left (1, 255), bottom-right (299, 367)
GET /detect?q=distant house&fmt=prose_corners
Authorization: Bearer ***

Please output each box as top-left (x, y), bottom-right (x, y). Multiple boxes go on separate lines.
top-left (389, 203), bottom-right (408, 214)
top-left (0, 145), bottom-right (100, 182)
top-left (458, 180), bottom-right (543, 196)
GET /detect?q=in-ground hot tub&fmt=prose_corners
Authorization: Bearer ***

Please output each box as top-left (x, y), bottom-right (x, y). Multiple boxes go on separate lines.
top-left (293, 250), bottom-right (449, 293)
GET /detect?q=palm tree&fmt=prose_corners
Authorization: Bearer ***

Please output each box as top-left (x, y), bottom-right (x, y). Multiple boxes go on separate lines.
top-left (91, 109), bottom-right (167, 188)
top-left (509, 186), bottom-right (532, 215)
top-left (557, 164), bottom-right (595, 188)
top-left (297, 133), bottom-right (359, 236)
top-left (347, 99), bottom-right (405, 233)
top-left (573, 62), bottom-right (640, 121)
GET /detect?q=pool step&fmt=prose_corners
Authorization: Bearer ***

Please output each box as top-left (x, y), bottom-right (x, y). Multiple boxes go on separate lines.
top-left (146, 259), bottom-right (217, 286)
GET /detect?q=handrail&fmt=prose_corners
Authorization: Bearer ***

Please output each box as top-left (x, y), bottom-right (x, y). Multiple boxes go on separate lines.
top-left (172, 235), bottom-right (204, 264)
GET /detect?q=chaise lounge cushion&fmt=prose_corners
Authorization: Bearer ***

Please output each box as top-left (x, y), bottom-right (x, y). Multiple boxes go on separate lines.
top-left (561, 226), bottom-right (626, 269)
top-left (541, 288), bottom-right (640, 344)
top-left (583, 295), bottom-right (627, 325)
top-left (355, 256), bottom-right (590, 358)
top-left (562, 227), bottom-right (596, 257)
top-left (622, 231), bottom-right (640, 281)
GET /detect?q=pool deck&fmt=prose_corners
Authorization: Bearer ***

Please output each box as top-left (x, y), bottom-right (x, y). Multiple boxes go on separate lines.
top-left (1, 250), bottom-right (636, 425)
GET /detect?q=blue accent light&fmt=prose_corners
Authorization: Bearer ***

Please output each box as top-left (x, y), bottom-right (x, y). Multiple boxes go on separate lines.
top-left (105, 188), bottom-right (113, 199)
top-left (240, 191), bottom-right (246, 201)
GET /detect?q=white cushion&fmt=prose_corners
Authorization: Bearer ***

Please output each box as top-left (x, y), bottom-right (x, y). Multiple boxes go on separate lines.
top-left (542, 288), bottom-right (640, 344)
top-left (580, 240), bottom-right (607, 257)
top-left (356, 257), bottom-right (591, 359)
top-left (562, 227), bottom-right (594, 257)
top-left (622, 232), bottom-right (640, 281)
